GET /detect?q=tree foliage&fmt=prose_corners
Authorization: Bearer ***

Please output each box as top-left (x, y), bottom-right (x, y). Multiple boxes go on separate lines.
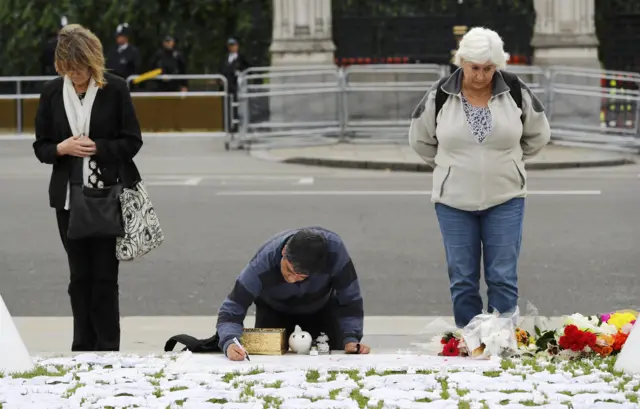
top-left (0, 0), bottom-right (272, 76)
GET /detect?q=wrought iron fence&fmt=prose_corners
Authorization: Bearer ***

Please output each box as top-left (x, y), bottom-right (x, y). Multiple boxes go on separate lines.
top-left (332, 0), bottom-right (535, 66)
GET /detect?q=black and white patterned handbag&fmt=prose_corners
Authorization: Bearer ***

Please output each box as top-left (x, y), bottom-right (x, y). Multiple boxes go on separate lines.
top-left (116, 180), bottom-right (164, 261)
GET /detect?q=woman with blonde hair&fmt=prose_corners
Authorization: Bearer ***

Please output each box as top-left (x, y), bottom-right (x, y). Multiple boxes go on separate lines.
top-left (409, 27), bottom-right (551, 328)
top-left (33, 24), bottom-right (143, 351)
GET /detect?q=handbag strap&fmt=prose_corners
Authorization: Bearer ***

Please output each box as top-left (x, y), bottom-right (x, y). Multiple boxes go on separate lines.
top-left (119, 160), bottom-right (142, 189)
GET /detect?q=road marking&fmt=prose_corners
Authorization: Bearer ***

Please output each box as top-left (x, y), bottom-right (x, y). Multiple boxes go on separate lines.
top-left (528, 190), bottom-right (602, 195)
top-left (216, 190), bottom-right (602, 196)
top-left (296, 177), bottom-right (315, 185)
top-left (217, 190), bottom-right (429, 196)
top-left (184, 177), bottom-right (203, 186)
top-left (144, 176), bottom-right (203, 186)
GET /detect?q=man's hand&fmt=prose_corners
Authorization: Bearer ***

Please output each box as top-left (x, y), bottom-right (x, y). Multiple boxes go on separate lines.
top-left (345, 342), bottom-right (370, 354)
top-left (57, 136), bottom-right (96, 157)
top-left (226, 343), bottom-right (246, 361)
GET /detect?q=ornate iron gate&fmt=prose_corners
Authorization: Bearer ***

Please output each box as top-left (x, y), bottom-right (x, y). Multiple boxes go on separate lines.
top-left (332, 0), bottom-right (535, 66)
top-left (595, 0), bottom-right (640, 131)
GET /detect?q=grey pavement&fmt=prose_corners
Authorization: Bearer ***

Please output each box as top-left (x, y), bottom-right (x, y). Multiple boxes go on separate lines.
top-left (11, 315), bottom-right (566, 355)
top-left (249, 141), bottom-right (637, 171)
top-left (1, 137), bottom-right (639, 354)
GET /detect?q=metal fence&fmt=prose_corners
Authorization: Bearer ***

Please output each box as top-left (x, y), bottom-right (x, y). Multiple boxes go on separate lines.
top-left (0, 74), bottom-right (229, 136)
top-left (234, 64), bottom-right (640, 151)
top-left (1, 66), bottom-right (639, 152)
top-left (545, 66), bottom-right (640, 150)
top-left (125, 74), bottom-right (230, 137)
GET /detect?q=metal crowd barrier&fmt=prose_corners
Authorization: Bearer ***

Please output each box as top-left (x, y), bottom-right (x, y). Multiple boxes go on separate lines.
top-left (341, 64), bottom-right (446, 142)
top-left (232, 68), bottom-right (344, 149)
top-left (1, 66), bottom-right (639, 152)
top-left (0, 74), bottom-right (229, 137)
top-left (234, 64), bottom-right (640, 151)
top-left (545, 67), bottom-right (640, 149)
top-left (0, 76), bottom-right (57, 134)
top-left (126, 74), bottom-right (229, 137)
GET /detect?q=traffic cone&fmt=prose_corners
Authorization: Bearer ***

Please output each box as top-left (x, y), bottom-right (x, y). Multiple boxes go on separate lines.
top-left (0, 295), bottom-right (34, 373)
top-left (615, 324), bottom-right (640, 374)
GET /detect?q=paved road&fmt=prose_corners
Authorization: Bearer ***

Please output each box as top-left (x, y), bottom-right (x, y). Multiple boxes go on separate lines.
top-left (1, 137), bottom-right (639, 318)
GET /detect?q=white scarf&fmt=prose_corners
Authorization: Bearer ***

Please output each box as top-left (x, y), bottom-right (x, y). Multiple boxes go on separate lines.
top-left (62, 75), bottom-right (98, 187)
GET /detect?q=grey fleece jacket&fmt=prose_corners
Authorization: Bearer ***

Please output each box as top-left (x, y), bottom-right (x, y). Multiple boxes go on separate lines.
top-left (409, 68), bottom-right (551, 211)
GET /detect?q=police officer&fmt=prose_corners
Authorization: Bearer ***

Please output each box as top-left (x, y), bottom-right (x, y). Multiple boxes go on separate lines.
top-left (150, 35), bottom-right (187, 92)
top-left (40, 16), bottom-right (68, 76)
top-left (219, 38), bottom-right (251, 132)
top-left (105, 23), bottom-right (141, 84)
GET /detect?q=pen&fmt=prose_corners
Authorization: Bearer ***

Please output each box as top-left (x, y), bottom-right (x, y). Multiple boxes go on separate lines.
top-left (233, 337), bottom-right (250, 361)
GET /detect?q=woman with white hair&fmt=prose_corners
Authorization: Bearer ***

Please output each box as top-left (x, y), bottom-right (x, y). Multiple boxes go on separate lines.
top-left (408, 27), bottom-right (551, 328)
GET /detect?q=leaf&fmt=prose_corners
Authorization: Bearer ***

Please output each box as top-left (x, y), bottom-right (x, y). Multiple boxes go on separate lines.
top-left (535, 330), bottom-right (556, 351)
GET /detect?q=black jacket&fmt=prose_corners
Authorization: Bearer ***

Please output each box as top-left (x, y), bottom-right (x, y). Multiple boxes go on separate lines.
top-left (150, 48), bottom-right (188, 90)
top-left (219, 53), bottom-right (251, 93)
top-left (106, 44), bottom-right (142, 80)
top-left (33, 72), bottom-right (143, 210)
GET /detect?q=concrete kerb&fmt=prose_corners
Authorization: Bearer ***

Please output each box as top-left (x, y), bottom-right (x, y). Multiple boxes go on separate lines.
top-left (280, 156), bottom-right (637, 172)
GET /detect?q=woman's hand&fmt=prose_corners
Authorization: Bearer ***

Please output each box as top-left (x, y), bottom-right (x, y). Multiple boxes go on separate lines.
top-left (57, 136), bottom-right (96, 157)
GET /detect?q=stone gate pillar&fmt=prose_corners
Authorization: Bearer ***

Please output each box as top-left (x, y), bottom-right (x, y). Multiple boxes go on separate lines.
top-left (532, 0), bottom-right (599, 67)
top-left (270, 0), bottom-right (336, 66)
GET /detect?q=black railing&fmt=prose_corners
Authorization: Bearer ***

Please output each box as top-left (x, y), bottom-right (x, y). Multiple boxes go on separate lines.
top-left (332, 0), bottom-right (535, 66)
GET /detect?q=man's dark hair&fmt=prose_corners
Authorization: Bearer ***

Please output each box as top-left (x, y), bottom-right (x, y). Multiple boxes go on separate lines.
top-left (283, 229), bottom-right (329, 276)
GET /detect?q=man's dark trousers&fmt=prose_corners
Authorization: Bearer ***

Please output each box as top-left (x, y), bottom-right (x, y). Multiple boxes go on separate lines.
top-left (254, 298), bottom-right (343, 350)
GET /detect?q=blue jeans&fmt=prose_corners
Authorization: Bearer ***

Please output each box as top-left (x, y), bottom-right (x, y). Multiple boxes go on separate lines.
top-left (435, 198), bottom-right (524, 328)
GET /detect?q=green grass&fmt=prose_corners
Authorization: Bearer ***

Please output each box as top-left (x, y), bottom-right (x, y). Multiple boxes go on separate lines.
top-left (262, 396), bottom-right (284, 408)
top-left (306, 369), bottom-right (320, 382)
top-left (9, 365), bottom-right (68, 379)
top-left (222, 371), bottom-right (240, 383)
top-left (62, 383), bottom-right (84, 399)
top-left (4, 356), bottom-right (638, 409)
top-left (264, 380), bottom-right (283, 388)
top-left (440, 377), bottom-right (450, 400)
top-left (501, 359), bottom-right (517, 370)
top-left (349, 388), bottom-right (370, 409)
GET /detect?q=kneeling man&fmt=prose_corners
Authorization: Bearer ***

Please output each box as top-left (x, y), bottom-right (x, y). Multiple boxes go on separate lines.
top-left (216, 227), bottom-right (370, 361)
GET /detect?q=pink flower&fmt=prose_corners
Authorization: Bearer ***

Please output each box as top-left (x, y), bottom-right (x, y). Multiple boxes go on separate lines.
top-left (601, 313), bottom-right (611, 323)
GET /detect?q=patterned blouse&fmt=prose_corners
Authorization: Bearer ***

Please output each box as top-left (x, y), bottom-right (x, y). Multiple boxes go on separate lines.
top-left (77, 91), bottom-right (104, 188)
top-left (461, 93), bottom-right (493, 143)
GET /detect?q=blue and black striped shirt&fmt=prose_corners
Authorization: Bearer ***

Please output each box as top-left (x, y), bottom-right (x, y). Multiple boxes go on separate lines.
top-left (216, 227), bottom-right (364, 353)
